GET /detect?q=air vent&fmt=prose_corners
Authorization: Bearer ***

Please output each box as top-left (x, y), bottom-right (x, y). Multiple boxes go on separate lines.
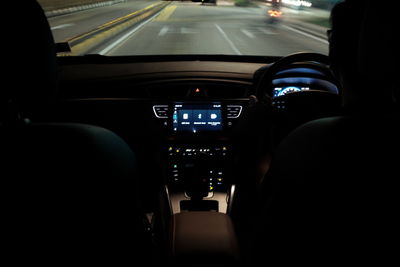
top-left (153, 105), bottom-right (169, 118)
top-left (226, 105), bottom-right (243, 118)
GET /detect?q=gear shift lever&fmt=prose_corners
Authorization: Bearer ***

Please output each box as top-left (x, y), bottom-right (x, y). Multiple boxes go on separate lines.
top-left (183, 157), bottom-right (209, 200)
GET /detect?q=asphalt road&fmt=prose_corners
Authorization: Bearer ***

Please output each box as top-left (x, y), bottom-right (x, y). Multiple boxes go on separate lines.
top-left (48, 0), bottom-right (160, 42)
top-left (49, 1), bottom-right (329, 57)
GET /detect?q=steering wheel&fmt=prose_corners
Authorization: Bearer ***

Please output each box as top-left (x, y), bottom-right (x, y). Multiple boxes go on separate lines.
top-left (254, 52), bottom-right (334, 102)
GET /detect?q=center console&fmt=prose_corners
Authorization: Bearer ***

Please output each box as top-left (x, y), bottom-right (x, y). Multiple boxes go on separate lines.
top-left (153, 100), bottom-right (246, 265)
top-left (165, 142), bottom-right (234, 214)
top-left (153, 101), bottom-right (245, 214)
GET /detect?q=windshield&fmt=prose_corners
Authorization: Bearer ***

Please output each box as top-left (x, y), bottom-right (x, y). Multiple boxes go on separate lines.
top-left (40, 0), bottom-right (341, 56)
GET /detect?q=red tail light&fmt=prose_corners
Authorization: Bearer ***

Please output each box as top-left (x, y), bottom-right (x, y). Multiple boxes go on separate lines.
top-left (268, 10), bottom-right (282, 17)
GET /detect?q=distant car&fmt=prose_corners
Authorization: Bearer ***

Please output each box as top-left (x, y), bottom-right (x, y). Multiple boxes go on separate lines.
top-left (200, 0), bottom-right (217, 5)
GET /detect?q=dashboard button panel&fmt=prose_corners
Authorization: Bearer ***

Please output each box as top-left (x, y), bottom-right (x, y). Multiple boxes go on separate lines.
top-left (166, 145), bottom-right (230, 194)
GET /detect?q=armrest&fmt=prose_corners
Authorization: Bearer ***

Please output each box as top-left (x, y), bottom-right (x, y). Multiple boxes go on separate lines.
top-left (169, 211), bottom-right (240, 265)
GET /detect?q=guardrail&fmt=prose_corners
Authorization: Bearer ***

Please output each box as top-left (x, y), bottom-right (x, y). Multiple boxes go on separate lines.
top-left (40, 0), bottom-right (125, 15)
top-left (60, 1), bottom-right (170, 55)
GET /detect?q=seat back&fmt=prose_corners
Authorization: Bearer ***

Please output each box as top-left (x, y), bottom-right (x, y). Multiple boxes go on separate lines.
top-left (1, 1), bottom-right (150, 264)
top-left (253, 1), bottom-right (399, 265)
top-left (1, 123), bottom-right (148, 264)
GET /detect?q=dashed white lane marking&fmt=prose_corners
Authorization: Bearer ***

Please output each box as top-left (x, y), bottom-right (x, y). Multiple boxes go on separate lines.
top-left (215, 24), bottom-right (242, 55)
top-left (51, 23), bottom-right (74, 30)
top-left (282, 25), bottom-right (328, 44)
top-left (158, 26), bottom-right (169, 36)
top-left (257, 27), bottom-right (276, 35)
top-left (180, 27), bottom-right (197, 34)
top-left (158, 26), bottom-right (198, 36)
top-left (241, 29), bottom-right (255, 39)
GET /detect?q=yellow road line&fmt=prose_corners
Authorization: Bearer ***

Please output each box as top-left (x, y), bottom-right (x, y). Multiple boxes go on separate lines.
top-left (59, 2), bottom-right (170, 55)
top-left (154, 5), bottom-right (177, 22)
top-left (70, 10), bottom-right (155, 55)
top-left (101, 3), bottom-right (159, 28)
top-left (65, 3), bottom-right (161, 43)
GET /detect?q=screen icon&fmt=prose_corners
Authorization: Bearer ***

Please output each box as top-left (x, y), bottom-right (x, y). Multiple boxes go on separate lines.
top-left (210, 113), bottom-right (218, 120)
top-left (183, 113), bottom-right (189, 120)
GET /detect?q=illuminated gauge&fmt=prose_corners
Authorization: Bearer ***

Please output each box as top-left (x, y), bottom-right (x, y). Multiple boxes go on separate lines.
top-left (278, 86), bottom-right (302, 96)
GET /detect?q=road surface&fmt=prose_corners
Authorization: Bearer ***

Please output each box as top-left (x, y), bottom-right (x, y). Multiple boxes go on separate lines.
top-left (48, 1), bottom-right (329, 56)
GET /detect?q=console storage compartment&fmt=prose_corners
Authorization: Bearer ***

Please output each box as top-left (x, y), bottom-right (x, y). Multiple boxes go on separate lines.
top-left (180, 200), bottom-right (219, 212)
top-left (169, 211), bottom-right (239, 265)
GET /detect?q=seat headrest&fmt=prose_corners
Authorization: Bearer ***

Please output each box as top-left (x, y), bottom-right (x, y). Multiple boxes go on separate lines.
top-left (329, 0), bottom-right (398, 110)
top-left (357, 0), bottom-right (398, 104)
top-left (2, 0), bottom-right (57, 122)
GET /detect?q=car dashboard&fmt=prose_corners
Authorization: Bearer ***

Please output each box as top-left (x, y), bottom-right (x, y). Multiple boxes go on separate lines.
top-left (53, 55), bottom-right (340, 213)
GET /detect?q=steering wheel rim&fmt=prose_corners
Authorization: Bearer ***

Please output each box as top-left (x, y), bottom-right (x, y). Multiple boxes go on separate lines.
top-left (255, 52), bottom-right (331, 101)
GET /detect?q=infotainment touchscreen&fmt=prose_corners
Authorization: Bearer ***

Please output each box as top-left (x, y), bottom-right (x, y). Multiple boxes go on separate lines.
top-left (172, 103), bottom-right (222, 132)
